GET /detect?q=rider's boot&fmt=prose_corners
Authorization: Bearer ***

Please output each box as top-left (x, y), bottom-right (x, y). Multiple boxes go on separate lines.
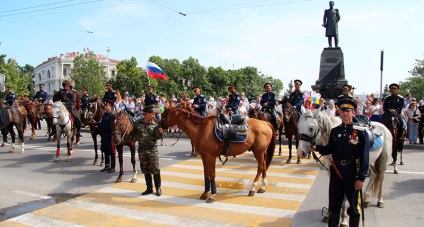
top-left (153, 173), bottom-right (162, 196)
top-left (100, 155), bottom-right (110, 172)
top-left (142, 173), bottom-right (153, 195)
top-left (327, 212), bottom-right (340, 227)
top-left (107, 155), bottom-right (116, 173)
top-left (349, 216), bottom-right (360, 227)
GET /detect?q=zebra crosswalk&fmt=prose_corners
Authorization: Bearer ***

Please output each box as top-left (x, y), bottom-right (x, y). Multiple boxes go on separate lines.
top-left (2, 147), bottom-right (321, 226)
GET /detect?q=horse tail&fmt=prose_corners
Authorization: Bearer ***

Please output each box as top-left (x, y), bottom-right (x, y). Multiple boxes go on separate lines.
top-left (372, 158), bottom-right (381, 198)
top-left (265, 123), bottom-right (276, 170)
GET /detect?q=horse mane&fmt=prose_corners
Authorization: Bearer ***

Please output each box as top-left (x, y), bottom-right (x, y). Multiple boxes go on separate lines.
top-left (175, 108), bottom-right (213, 124)
top-left (313, 109), bottom-right (341, 145)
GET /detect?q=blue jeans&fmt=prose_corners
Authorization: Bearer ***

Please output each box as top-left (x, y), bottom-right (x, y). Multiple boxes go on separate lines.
top-left (408, 123), bottom-right (418, 144)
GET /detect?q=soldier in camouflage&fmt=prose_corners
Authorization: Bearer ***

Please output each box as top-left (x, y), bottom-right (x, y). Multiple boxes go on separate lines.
top-left (134, 105), bottom-right (163, 196)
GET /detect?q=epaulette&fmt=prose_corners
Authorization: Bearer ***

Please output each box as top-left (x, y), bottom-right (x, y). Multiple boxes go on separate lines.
top-left (353, 125), bottom-right (366, 131)
top-left (397, 95), bottom-right (403, 98)
top-left (299, 90), bottom-right (304, 94)
top-left (200, 94), bottom-right (205, 97)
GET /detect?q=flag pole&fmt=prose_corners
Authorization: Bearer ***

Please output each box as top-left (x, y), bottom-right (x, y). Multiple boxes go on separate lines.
top-left (145, 62), bottom-right (151, 86)
top-left (380, 50), bottom-right (384, 98)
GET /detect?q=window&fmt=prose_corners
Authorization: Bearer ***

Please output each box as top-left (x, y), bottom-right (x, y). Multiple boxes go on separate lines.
top-left (39, 73), bottom-right (41, 81)
top-left (63, 68), bottom-right (67, 77)
top-left (47, 70), bottom-right (51, 78)
top-left (48, 83), bottom-right (51, 92)
top-left (111, 70), bottom-right (116, 78)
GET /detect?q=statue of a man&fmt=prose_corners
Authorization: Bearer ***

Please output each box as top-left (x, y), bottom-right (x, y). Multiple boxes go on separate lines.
top-left (323, 1), bottom-right (340, 48)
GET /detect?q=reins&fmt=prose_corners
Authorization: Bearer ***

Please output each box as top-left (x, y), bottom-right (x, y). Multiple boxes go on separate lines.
top-left (160, 111), bottom-right (190, 147)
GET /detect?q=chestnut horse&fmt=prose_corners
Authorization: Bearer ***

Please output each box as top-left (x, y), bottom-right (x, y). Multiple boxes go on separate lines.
top-left (281, 102), bottom-right (300, 164)
top-left (35, 103), bottom-right (54, 140)
top-left (110, 108), bottom-right (138, 183)
top-left (380, 109), bottom-right (405, 174)
top-left (18, 98), bottom-right (38, 140)
top-left (247, 107), bottom-right (284, 155)
top-left (161, 107), bottom-right (276, 203)
top-left (86, 99), bottom-right (105, 165)
top-left (0, 105), bottom-right (26, 153)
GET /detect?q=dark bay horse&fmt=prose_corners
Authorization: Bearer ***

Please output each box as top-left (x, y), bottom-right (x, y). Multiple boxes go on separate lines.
top-left (35, 103), bottom-right (54, 140)
top-left (380, 109), bottom-right (405, 174)
top-left (247, 107), bottom-right (284, 155)
top-left (110, 109), bottom-right (138, 183)
top-left (18, 98), bottom-right (38, 140)
top-left (161, 107), bottom-right (276, 203)
top-left (86, 99), bottom-right (105, 165)
top-left (0, 105), bottom-right (26, 153)
top-left (281, 102), bottom-right (300, 164)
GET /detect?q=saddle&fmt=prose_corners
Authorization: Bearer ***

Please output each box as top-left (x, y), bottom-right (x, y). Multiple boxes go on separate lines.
top-left (125, 110), bottom-right (142, 126)
top-left (353, 115), bottom-right (383, 150)
top-left (0, 107), bottom-right (11, 130)
top-left (214, 113), bottom-right (249, 165)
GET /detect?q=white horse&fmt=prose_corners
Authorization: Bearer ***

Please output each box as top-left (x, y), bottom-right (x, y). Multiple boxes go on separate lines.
top-left (52, 101), bottom-right (73, 163)
top-left (297, 110), bottom-right (392, 226)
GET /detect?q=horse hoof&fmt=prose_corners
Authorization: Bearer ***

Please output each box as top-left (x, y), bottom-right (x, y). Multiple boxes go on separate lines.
top-left (400, 161), bottom-right (404, 165)
top-left (321, 216), bottom-right (329, 223)
top-left (1, 143), bottom-right (7, 147)
top-left (53, 159), bottom-right (59, 163)
top-left (377, 201), bottom-right (384, 208)
top-left (199, 194), bottom-right (208, 200)
top-left (67, 157), bottom-right (71, 162)
top-left (206, 198), bottom-right (215, 203)
top-left (8, 150), bottom-right (13, 153)
top-left (248, 191), bottom-right (256, 196)
top-left (394, 170), bottom-right (399, 174)
top-left (130, 178), bottom-right (137, 183)
top-left (278, 152), bottom-right (282, 156)
top-left (93, 161), bottom-right (98, 165)
top-left (388, 161), bottom-right (395, 166)
top-left (19, 150), bottom-right (25, 154)
top-left (296, 159), bottom-right (301, 164)
top-left (257, 188), bottom-right (265, 193)
top-left (30, 137), bottom-right (34, 140)
top-left (115, 178), bottom-right (122, 183)
top-left (45, 134), bottom-right (49, 137)
top-left (340, 224), bottom-right (348, 227)
top-left (364, 201), bottom-right (370, 208)
top-left (286, 159), bottom-right (291, 164)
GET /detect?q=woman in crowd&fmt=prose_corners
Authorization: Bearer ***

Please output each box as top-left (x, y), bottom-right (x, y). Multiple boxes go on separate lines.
top-left (326, 99), bottom-right (336, 116)
top-left (364, 99), bottom-right (371, 118)
top-left (304, 99), bottom-right (314, 110)
top-left (369, 98), bottom-right (381, 121)
top-left (406, 101), bottom-right (420, 144)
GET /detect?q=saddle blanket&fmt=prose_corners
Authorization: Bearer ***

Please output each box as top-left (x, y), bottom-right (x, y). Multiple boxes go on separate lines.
top-left (370, 136), bottom-right (382, 151)
top-left (214, 122), bottom-right (248, 143)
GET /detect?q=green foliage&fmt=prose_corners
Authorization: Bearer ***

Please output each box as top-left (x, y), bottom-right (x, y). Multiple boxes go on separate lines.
top-left (399, 58), bottom-right (424, 98)
top-left (70, 52), bottom-right (106, 97)
top-left (112, 57), bottom-right (146, 98)
top-left (284, 80), bottom-right (294, 97)
top-left (0, 55), bottom-right (33, 98)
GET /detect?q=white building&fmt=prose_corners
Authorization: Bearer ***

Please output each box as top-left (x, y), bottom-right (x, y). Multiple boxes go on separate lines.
top-left (34, 52), bottom-right (119, 95)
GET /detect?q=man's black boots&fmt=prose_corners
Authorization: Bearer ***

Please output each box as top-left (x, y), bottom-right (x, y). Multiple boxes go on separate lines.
top-left (349, 216), bottom-right (360, 227)
top-left (153, 173), bottom-right (162, 196)
top-left (100, 155), bottom-right (110, 172)
top-left (142, 173), bottom-right (153, 195)
top-left (327, 213), bottom-right (340, 227)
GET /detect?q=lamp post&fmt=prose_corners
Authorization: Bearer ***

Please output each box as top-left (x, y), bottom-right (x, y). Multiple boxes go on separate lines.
top-left (106, 47), bottom-right (110, 79)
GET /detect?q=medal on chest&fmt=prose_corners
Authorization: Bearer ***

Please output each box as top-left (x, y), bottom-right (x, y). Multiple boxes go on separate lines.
top-left (349, 130), bottom-right (359, 145)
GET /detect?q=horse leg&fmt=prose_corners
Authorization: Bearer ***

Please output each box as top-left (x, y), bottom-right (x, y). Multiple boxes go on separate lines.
top-left (130, 142), bottom-right (138, 183)
top-left (278, 127), bottom-right (282, 156)
top-left (9, 126), bottom-right (16, 153)
top-left (190, 140), bottom-right (196, 157)
top-left (115, 144), bottom-right (124, 183)
top-left (257, 158), bottom-right (268, 193)
top-left (363, 165), bottom-right (376, 208)
top-left (66, 132), bottom-right (72, 162)
top-left (54, 129), bottom-right (61, 163)
top-left (30, 120), bottom-right (36, 140)
top-left (295, 138), bottom-right (301, 164)
top-left (206, 159), bottom-right (217, 203)
top-left (18, 126), bottom-right (25, 154)
top-left (398, 141), bottom-right (404, 165)
top-left (286, 138), bottom-right (292, 164)
top-left (249, 151), bottom-right (265, 196)
top-left (200, 156), bottom-right (211, 201)
top-left (92, 133), bottom-right (99, 165)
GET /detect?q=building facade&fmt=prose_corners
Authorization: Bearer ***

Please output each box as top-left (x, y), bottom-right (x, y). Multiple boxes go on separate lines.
top-left (34, 52), bottom-right (118, 95)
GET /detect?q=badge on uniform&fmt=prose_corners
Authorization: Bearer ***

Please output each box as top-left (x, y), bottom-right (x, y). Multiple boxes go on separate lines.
top-left (198, 97), bottom-right (202, 103)
top-left (349, 130), bottom-right (359, 145)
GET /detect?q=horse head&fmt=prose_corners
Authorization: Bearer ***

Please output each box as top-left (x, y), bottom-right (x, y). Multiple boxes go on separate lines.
top-left (247, 107), bottom-right (258, 119)
top-left (160, 107), bottom-right (171, 129)
top-left (282, 102), bottom-right (295, 122)
top-left (87, 99), bottom-right (103, 121)
top-left (51, 101), bottom-right (63, 125)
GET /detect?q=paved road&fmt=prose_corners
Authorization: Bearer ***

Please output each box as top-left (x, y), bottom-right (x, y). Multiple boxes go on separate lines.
top-left (1, 122), bottom-right (423, 226)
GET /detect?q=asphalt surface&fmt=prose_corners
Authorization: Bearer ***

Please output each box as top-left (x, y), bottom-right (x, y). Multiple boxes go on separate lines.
top-left (1, 121), bottom-right (423, 226)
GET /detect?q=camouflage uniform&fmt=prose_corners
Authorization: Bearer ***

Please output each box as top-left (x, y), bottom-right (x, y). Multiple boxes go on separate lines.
top-left (135, 121), bottom-right (162, 174)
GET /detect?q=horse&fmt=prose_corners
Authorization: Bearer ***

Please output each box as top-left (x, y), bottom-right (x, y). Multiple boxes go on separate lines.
top-left (281, 102), bottom-right (300, 164)
top-left (175, 101), bottom-right (197, 157)
top-left (86, 99), bottom-right (105, 165)
top-left (51, 101), bottom-right (74, 163)
top-left (110, 108), bottom-right (138, 183)
top-left (18, 98), bottom-right (38, 140)
top-left (380, 109), bottom-right (405, 174)
top-left (35, 103), bottom-right (54, 140)
top-left (160, 107), bottom-right (276, 203)
top-left (247, 107), bottom-right (284, 155)
top-left (296, 110), bottom-right (392, 225)
top-left (0, 105), bottom-right (26, 154)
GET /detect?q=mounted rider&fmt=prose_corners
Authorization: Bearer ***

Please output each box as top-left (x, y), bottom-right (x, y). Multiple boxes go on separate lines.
top-left (34, 84), bottom-right (49, 104)
top-left (337, 85), bottom-right (355, 103)
top-left (381, 83), bottom-right (406, 138)
top-left (225, 84), bottom-right (240, 115)
top-left (80, 87), bottom-right (90, 127)
top-left (192, 87), bottom-right (207, 116)
top-left (289, 79), bottom-right (304, 120)
top-left (52, 79), bottom-right (82, 138)
top-left (260, 82), bottom-right (277, 129)
top-left (5, 86), bottom-right (16, 107)
top-left (144, 85), bottom-right (159, 107)
top-left (102, 82), bottom-right (117, 107)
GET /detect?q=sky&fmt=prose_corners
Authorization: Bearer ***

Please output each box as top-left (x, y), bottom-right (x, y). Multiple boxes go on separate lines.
top-left (1, 0), bottom-right (424, 96)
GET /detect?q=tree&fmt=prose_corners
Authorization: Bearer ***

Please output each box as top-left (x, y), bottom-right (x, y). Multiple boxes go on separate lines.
top-left (284, 80), bottom-right (294, 97)
top-left (400, 58), bottom-right (424, 98)
top-left (181, 57), bottom-right (209, 97)
top-left (0, 57), bottom-right (32, 98)
top-left (112, 57), bottom-right (145, 98)
top-left (70, 52), bottom-right (106, 97)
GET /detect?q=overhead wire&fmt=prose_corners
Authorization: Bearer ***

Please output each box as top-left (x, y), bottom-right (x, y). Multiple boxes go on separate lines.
top-left (0, 0), bottom-right (78, 14)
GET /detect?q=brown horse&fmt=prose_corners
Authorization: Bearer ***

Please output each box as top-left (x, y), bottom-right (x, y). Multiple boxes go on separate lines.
top-left (175, 101), bottom-right (197, 157)
top-left (281, 102), bottom-right (300, 164)
top-left (18, 98), bottom-right (38, 140)
top-left (247, 107), bottom-right (284, 155)
top-left (0, 105), bottom-right (26, 153)
top-left (110, 109), bottom-right (138, 183)
top-left (161, 107), bottom-right (276, 203)
top-left (380, 109), bottom-right (405, 174)
top-left (35, 103), bottom-right (54, 140)
top-left (86, 99), bottom-right (105, 165)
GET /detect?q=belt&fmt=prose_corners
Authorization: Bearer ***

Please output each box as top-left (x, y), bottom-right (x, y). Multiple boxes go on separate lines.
top-left (333, 159), bottom-right (354, 166)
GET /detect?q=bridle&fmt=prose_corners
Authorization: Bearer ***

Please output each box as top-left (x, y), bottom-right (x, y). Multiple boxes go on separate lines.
top-left (298, 115), bottom-right (328, 170)
top-left (160, 108), bottom-right (190, 147)
top-left (112, 110), bottom-right (130, 143)
top-left (283, 104), bottom-right (295, 121)
top-left (52, 104), bottom-right (71, 131)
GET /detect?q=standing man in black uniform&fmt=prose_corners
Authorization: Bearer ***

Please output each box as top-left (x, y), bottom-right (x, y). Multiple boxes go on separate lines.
top-left (144, 85), bottom-right (159, 107)
top-left (90, 100), bottom-right (116, 173)
top-left (102, 82), bottom-right (117, 106)
top-left (5, 86), bottom-right (16, 106)
top-left (260, 82), bottom-right (277, 129)
top-left (289, 79), bottom-right (305, 120)
top-left (337, 85), bottom-right (355, 104)
top-left (418, 104), bottom-right (424, 144)
top-left (225, 84), bottom-right (240, 115)
top-left (192, 87), bottom-right (207, 116)
top-left (310, 99), bottom-right (369, 227)
top-left (80, 87), bottom-right (90, 127)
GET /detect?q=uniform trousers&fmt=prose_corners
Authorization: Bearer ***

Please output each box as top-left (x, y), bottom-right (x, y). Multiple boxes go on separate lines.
top-left (138, 148), bottom-right (160, 175)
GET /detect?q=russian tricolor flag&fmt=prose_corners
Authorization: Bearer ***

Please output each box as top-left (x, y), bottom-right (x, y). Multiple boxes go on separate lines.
top-left (146, 62), bottom-right (168, 81)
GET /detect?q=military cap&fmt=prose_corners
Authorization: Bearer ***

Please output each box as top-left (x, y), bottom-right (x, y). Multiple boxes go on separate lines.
top-left (263, 82), bottom-right (272, 88)
top-left (7, 86), bottom-right (12, 89)
top-left (294, 79), bottom-right (303, 85)
top-left (104, 100), bottom-right (114, 106)
top-left (39, 84), bottom-right (44, 87)
top-left (147, 85), bottom-right (154, 89)
top-left (106, 82), bottom-right (113, 87)
top-left (82, 87), bottom-right (88, 91)
top-left (143, 104), bottom-right (159, 113)
top-left (227, 84), bottom-right (236, 90)
top-left (193, 86), bottom-right (200, 91)
top-left (62, 79), bottom-right (71, 87)
top-left (337, 99), bottom-right (357, 110)
top-left (343, 84), bottom-right (352, 91)
top-left (389, 83), bottom-right (399, 89)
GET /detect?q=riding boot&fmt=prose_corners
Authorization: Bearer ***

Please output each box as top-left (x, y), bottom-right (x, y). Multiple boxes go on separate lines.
top-left (142, 173), bottom-right (153, 195)
top-left (349, 216), bottom-right (360, 227)
top-left (107, 155), bottom-right (116, 173)
top-left (327, 213), bottom-right (340, 227)
top-left (153, 173), bottom-right (162, 196)
top-left (100, 155), bottom-right (110, 172)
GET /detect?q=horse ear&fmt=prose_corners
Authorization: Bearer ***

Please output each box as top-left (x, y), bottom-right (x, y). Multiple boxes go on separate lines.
top-left (164, 101), bottom-right (169, 109)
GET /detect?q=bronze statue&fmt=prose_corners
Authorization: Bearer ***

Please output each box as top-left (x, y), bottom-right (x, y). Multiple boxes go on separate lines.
top-left (323, 1), bottom-right (340, 48)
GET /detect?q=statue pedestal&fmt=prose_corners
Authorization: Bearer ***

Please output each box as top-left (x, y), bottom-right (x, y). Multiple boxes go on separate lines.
top-left (311, 47), bottom-right (348, 100)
